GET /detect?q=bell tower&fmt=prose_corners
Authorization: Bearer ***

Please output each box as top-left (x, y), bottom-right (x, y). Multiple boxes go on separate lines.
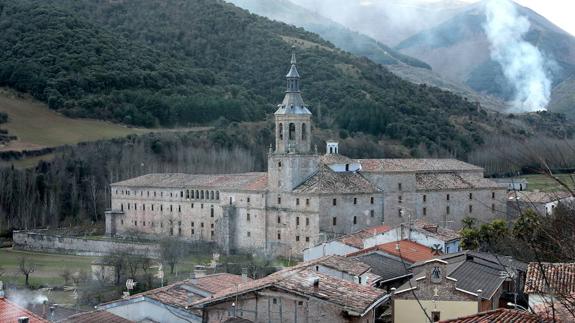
top-left (268, 48), bottom-right (318, 192)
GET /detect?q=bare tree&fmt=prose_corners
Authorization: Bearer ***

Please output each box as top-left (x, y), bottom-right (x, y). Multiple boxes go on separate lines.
top-left (18, 256), bottom-right (37, 287)
top-left (160, 238), bottom-right (186, 275)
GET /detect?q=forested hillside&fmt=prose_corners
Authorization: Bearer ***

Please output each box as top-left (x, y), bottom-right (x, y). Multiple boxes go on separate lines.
top-left (0, 0), bottom-right (499, 156)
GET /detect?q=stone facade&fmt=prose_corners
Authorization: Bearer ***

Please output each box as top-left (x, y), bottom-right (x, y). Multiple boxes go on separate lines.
top-left (106, 50), bottom-right (506, 257)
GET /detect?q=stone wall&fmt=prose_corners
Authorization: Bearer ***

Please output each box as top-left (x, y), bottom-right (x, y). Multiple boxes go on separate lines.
top-left (13, 231), bottom-right (161, 258)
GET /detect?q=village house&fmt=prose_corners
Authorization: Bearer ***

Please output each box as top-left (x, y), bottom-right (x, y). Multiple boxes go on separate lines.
top-left (106, 49), bottom-right (506, 257)
top-left (191, 264), bottom-right (389, 323)
top-left (493, 178), bottom-right (528, 191)
top-left (393, 252), bottom-right (527, 322)
top-left (439, 308), bottom-right (551, 323)
top-left (97, 273), bottom-right (247, 323)
top-left (507, 191), bottom-right (575, 219)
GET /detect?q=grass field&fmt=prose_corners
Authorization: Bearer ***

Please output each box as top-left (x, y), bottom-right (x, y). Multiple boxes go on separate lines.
top-left (524, 173), bottom-right (575, 192)
top-left (0, 89), bottom-right (153, 152)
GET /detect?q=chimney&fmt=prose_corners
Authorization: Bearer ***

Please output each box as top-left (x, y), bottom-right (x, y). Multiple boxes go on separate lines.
top-left (18, 317), bottom-right (30, 323)
top-left (193, 267), bottom-right (207, 278)
top-left (190, 272), bottom-right (198, 285)
top-left (241, 268), bottom-right (248, 283)
top-left (0, 281), bottom-right (4, 298)
top-left (395, 242), bottom-right (400, 251)
top-left (49, 306), bottom-right (55, 321)
top-left (477, 289), bottom-right (483, 312)
top-left (312, 277), bottom-right (320, 293)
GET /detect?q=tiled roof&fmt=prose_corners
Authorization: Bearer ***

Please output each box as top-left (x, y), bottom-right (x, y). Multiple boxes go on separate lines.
top-left (439, 308), bottom-right (552, 323)
top-left (525, 262), bottom-right (575, 295)
top-left (293, 165), bottom-right (381, 194)
top-left (111, 173), bottom-right (268, 191)
top-left (192, 266), bottom-right (388, 316)
top-left (313, 255), bottom-right (371, 276)
top-left (358, 159), bottom-right (483, 173)
top-left (100, 273), bottom-right (247, 310)
top-left (349, 240), bottom-right (437, 263)
top-left (58, 309), bottom-right (132, 323)
top-left (531, 293), bottom-right (575, 323)
top-left (337, 225), bottom-right (392, 249)
top-left (416, 173), bottom-right (501, 191)
top-left (508, 191), bottom-right (573, 204)
top-left (412, 220), bottom-right (461, 242)
top-left (0, 298), bottom-right (47, 323)
top-left (353, 253), bottom-right (411, 283)
top-left (320, 153), bottom-right (355, 165)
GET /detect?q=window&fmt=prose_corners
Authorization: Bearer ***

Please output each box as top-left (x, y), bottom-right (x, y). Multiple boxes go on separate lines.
top-left (398, 208), bottom-right (403, 217)
top-left (305, 237), bottom-right (310, 242)
top-left (247, 213), bottom-right (250, 221)
top-left (201, 204), bottom-right (204, 209)
top-left (134, 203), bottom-right (137, 210)
top-left (332, 198), bottom-right (337, 206)
top-left (191, 222), bottom-right (195, 227)
top-left (423, 207), bottom-right (427, 216)
top-left (277, 216), bottom-right (281, 224)
top-left (306, 199), bottom-right (310, 206)
top-left (273, 298), bottom-right (277, 304)
top-left (201, 191), bottom-right (204, 199)
top-left (247, 197), bottom-right (250, 203)
top-left (353, 197), bottom-right (357, 205)
top-left (296, 217), bottom-right (300, 226)
top-left (191, 203), bottom-right (194, 209)
top-left (121, 219), bottom-right (124, 225)
top-left (128, 203), bottom-right (130, 210)
top-left (306, 218), bottom-right (310, 226)
top-left (191, 229), bottom-right (195, 235)
top-left (289, 123), bottom-right (296, 140)
top-left (296, 236), bottom-right (300, 242)
top-left (247, 232), bottom-right (251, 237)
top-left (277, 197), bottom-right (281, 205)
top-left (370, 197), bottom-right (374, 204)
top-left (216, 191), bottom-right (220, 200)
top-left (492, 204), bottom-right (495, 213)
top-left (201, 223), bottom-right (204, 228)
top-left (469, 205), bottom-right (473, 213)
top-left (210, 223), bottom-right (214, 228)
top-left (143, 204), bottom-right (145, 211)
top-left (121, 204), bottom-right (124, 211)
top-left (279, 123), bottom-right (283, 140)
top-left (345, 164), bottom-right (349, 171)
top-left (332, 217), bottom-right (337, 226)
top-left (469, 193), bottom-right (473, 200)
top-left (178, 228), bottom-right (182, 236)
top-left (278, 161), bottom-right (282, 168)
top-left (143, 221), bottom-right (146, 227)
top-left (210, 207), bottom-right (214, 218)
top-left (432, 311), bottom-right (441, 322)
top-left (353, 216), bottom-right (357, 225)
top-left (423, 195), bottom-right (427, 203)
top-left (301, 123), bottom-right (307, 140)
top-left (178, 205), bottom-right (181, 212)
top-left (160, 205), bottom-right (163, 211)
top-left (151, 204), bottom-right (154, 211)
top-left (154, 191), bottom-right (157, 197)
top-left (370, 210), bottom-right (375, 217)
top-left (211, 231), bottom-right (214, 237)
top-left (277, 232), bottom-right (281, 240)
top-left (296, 198), bottom-right (300, 206)
top-left (181, 191), bottom-right (184, 198)
top-left (398, 196), bottom-right (402, 204)
top-left (398, 183), bottom-right (402, 191)
top-left (492, 192), bottom-right (495, 199)
top-left (446, 206), bottom-right (450, 214)
top-left (446, 194), bottom-right (450, 201)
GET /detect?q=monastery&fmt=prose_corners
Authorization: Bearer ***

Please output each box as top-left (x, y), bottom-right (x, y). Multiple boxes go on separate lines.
top-left (105, 50), bottom-right (506, 256)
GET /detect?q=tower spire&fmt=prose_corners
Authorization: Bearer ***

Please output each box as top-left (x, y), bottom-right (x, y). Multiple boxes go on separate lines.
top-left (286, 46), bottom-right (300, 93)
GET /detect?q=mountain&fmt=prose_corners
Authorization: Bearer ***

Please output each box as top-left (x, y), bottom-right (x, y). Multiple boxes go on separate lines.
top-left (226, 0), bottom-right (430, 69)
top-left (395, 2), bottom-right (575, 111)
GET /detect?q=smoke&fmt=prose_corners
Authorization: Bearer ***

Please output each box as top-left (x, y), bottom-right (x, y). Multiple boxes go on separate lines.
top-left (7, 289), bottom-right (48, 308)
top-left (483, 0), bottom-right (552, 112)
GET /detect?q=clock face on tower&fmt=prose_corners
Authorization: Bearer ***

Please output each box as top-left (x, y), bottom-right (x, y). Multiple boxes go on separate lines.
top-left (431, 266), bottom-right (442, 283)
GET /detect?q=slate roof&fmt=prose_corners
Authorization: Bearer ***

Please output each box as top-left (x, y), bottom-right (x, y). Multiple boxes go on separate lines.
top-left (359, 159), bottom-right (483, 173)
top-left (293, 165), bottom-right (381, 194)
top-left (508, 191), bottom-right (573, 204)
top-left (192, 266), bottom-right (388, 316)
top-left (349, 240), bottom-right (437, 263)
top-left (416, 173), bottom-right (502, 191)
top-left (100, 273), bottom-right (247, 310)
top-left (59, 310), bottom-right (132, 323)
top-left (353, 252), bottom-right (412, 283)
top-left (0, 298), bottom-right (47, 323)
top-left (525, 262), bottom-right (575, 295)
top-left (439, 308), bottom-right (552, 323)
top-left (313, 255), bottom-right (372, 276)
top-left (412, 220), bottom-right (461, 242)
top-left (111, 173), bottom-right (268, 191)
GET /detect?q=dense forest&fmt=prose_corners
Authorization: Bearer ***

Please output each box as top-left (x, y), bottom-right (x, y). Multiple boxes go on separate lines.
top-left (0, 0), bottom-right (508, 156)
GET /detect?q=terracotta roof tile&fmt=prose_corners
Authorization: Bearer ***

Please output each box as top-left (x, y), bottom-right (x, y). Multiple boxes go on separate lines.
top-left (412, 220), bottom-right (461, 242)
top-left (58, 309), bottom-right (132, 323)
top-left (111, 173), bottom-right (268, 192)
top-left (439, 308), bottom-right (552, 322)
top-left (338, 225), bottom-right (392, 249)
top-left (359, 159), bottom-right (483, 173)
top-left (416, 173), bottom-right (501, 191)
top-left (525, 262), bottom-right (575, 295)
top-left (0, 298), bottom-right (48, 323)
top-left (348, 240), bottom-right (437, 263)
top-left (311, 255), bottom-right (371, 276)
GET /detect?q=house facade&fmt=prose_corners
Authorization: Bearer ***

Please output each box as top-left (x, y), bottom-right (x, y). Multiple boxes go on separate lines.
top-left (106, 49), bottom-right (506, 257)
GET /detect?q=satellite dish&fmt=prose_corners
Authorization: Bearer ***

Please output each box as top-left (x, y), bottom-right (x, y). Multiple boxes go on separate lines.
top-left (126, 279), bottom-right (137, 291)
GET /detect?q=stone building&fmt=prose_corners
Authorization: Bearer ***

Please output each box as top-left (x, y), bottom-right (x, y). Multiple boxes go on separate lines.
top-left (106, 49), bottom-right (505, 257)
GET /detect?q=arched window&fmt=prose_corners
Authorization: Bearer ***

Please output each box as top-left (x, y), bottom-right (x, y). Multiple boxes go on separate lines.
top-left (210, 191), bottom-right (214, 200)
top-left (201, 191), bottom-right (204, 199)
top-left (302, 123), bottom-right (307, 140)
top-left (216, 191), bottom-right (220, 200)
top-left (329, 147), bottom-right (333, 154)
top-left (289, 123), bottom-right (296, 140)
top-left (279, 123), bottom-right (283, 140)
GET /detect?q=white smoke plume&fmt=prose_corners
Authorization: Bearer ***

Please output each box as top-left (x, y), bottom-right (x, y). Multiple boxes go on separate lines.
top-left (483, 0), bottom-right (552, 112)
